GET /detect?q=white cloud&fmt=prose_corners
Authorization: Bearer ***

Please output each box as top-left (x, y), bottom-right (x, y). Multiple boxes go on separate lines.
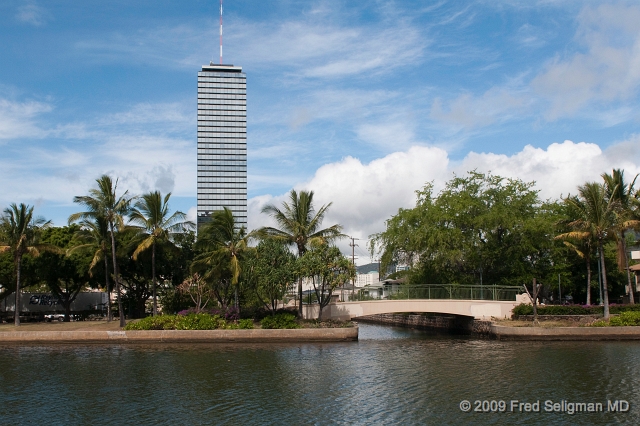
top-left (0, 97), bottom-right (51, 140)
top-left (15, 1), bottom-right (48, 26)
top-left (73, 7), bottom-right (427, 79)
top-left (457, 140), bottom-right (626, 200)
top-left (247, 146), bottom-right (451, 251)
top-left (186, 206), bottom-right (197, 224)
top-left (430, 87), bottom-right (528, 129)
top-left (532, 3), bottom-right (640, 120)
top-left (248, 139), bottom-right (640, 260)
top-left (101, 102), bottom-right (192, 127)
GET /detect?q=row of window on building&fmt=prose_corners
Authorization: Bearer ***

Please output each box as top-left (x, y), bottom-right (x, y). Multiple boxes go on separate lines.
top-left (197, 77), bottom-right (246, 83)
top-left (197, 100), bottom-right (246, 106)
top-left (197, 142), bottom-right (247, 148)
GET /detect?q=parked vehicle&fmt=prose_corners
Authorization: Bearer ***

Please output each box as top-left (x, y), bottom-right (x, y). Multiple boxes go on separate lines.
top-left (0, 292), bottom-right (108, 322)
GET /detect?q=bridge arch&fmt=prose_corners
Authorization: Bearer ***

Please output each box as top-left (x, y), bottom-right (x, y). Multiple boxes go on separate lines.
top-left (302, 299), bottom-right (518, 321)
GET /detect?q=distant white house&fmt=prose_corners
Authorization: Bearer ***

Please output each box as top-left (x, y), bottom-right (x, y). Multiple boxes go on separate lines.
top-left (356, 271), bottom-right (379, 287)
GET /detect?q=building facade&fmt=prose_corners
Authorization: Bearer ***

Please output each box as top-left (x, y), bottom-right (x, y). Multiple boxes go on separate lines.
top-left (197, 64), bottom-right (247, 228)
top-left (356, 271), bottom-right (380, 287)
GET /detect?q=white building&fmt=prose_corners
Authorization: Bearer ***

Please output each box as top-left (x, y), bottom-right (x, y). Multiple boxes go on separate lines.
top-left (356, 271), bottom-right (379, 287)
top-left (197, 64), bottom-right (247, 228)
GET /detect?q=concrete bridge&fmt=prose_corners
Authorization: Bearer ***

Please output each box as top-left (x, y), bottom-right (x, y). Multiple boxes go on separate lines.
top-left (302, 298), bottom-right (522, 321)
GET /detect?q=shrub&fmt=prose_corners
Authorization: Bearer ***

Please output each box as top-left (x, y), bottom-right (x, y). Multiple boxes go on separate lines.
top-left (512, 303), bottom-right (640, 318)
top-left (512, 303), bottom-right (534, 316)
top-left (238, 319), bottom-right (254, 329)
top-left (177, 306), bottom-right (240, 321)
top-left (260, 312), bottom-right (299, 329)
top-left (590, 312), bottom-right (640, 327)
top-left (125, 313), bottom-right (227, 330)
top-left (124, 316), bottom-right (176, 330)
top-left (609, 311), bottom-right (640, 326)
top-left (175, 313), bottom-right (224, 330)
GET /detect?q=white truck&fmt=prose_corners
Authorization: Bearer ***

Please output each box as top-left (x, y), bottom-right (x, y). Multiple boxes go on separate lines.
top-left (0, 292), bottom-right (108, 322)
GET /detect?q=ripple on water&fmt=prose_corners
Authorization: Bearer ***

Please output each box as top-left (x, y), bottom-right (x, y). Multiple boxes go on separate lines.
top-left (0, 324), bottom-right (639, 425)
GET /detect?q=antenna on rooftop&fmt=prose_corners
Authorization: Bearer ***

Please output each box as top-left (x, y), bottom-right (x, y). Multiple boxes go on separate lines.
top-left (219, 0), bottom-right (223, 64)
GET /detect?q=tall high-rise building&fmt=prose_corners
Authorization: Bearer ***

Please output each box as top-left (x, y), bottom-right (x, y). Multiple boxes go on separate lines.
top-left (197, 64), bottom-right (247, 228)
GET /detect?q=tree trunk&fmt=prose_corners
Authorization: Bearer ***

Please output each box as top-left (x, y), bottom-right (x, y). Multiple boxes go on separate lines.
top-left (586, 256), bottom-right (592, 306)
top-left (64, 301), bottom-right (72, 322)
top-left (532, 278), bottom-right (538, 326)
top-left (14, 255), bottom-right (21, 326)
top-left (600, 242), bottom-right (610, 320)
top-left (622, 239), bottom-right (634, 304)
top-left (105, 254), bottom-right (112, 321)
top-left (298, 277), bottom-right (303, 318)
top-left (110, 224), bottom-right (126, 327)
top-left (152, 241), bottom-right (157, 316)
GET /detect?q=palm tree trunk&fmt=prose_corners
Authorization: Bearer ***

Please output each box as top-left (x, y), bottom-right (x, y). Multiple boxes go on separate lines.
top-left (152, 241), bottom-right (157, 316)
top-left (14, 255), bottom-right (21, 326)
top-left (622, 239), bottom-right (635, 304)
top-left (105, 254), bottom-right (112, 321)
top-left (599, 242), bottom-right (610, 320)
top-left (110, 224), bottom-right (126, 327)
top-left (298, 278), bottom-right (303, 318)
top-left (586, 255), bottom-right (592, 306)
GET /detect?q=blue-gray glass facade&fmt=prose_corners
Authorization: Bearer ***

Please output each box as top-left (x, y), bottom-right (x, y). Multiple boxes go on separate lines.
top-left (197, 64), bottom-right (247, 228)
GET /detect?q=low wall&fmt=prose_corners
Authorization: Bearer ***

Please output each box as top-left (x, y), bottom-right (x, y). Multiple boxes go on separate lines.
top-left (355, 313), bottom-right (492, 336)
top-left (490, 324), bottom-right (640, 340)
top-left (515, 315), bottom-right (601, 323)
top-left (0, 328), bottom-right (358, 343)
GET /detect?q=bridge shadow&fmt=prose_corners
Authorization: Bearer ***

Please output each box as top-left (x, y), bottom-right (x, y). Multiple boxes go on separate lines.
top-left (354, 312), bottom-right (479, 335)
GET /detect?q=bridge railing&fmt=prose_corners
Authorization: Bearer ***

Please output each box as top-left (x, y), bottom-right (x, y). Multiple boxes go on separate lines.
top-left (353, 284), bottom-right (522, 302)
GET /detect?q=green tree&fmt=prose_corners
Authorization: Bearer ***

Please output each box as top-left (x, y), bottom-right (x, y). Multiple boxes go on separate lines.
top-left (129, 191), bottom-right (194, 316)
top-left (38, 226), bottom-right (95, 322)
top-left (68, 217), bottom-right (113, 319)
top-left (556, 230), bottom-right (595, 305)
top-left (246, 239), bottom-right (297, 314)
top-left (298, 243), bottom-right (355, 320)
top-left (370, 172), bottom-right (559, 288)
top-left (0, 203), bottom-right (52, 326)
top-left (564, 182), bottom-right (617, 319)
top-left (260, 189), bottom-right (344, 316)
top-left (602, 169), bottom-right (639, 304)
top-left (69, 175), bottom-right (133, 327)
top-left (192, 208), bottom-right (252, 309)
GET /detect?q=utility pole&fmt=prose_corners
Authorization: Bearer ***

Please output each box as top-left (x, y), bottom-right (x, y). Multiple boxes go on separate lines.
top-left (349, 237), bottom-right (359, 300)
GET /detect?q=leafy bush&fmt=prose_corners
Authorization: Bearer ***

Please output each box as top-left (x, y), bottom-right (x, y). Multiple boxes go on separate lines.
top-left (174, 313), bottom-right (224, 330)
top-left (238, 319), bottom-right (254, 329)
top-left (260, 312), bottom-right (300, 329)
top-left (125, 313), bottom-right (230, 330)
top-left (591, 312), bottom-right (640, 327)
top-left (125, 316), bottom-right (176, 330)
top-left (512, 303), bottom-right (640, 317)
top-left (177, 306), bottom-right (240, 321)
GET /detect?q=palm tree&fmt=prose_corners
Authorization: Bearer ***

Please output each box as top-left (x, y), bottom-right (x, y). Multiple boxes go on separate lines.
top-left (260, 189), bottom-right (344, 316)
top-left (69, 175), bottom-right (133, 327)
top-left (564, 182), bottom-right (617, 319)
top-left (129, 191), bottom-right (194, 316)
top-left (68, 217), bottom-right (113, 320)
top-left (602, 169), bottom-right (640, 304)
top-left (556, 195), bottom-right (597, 305)
top-left (0, 203), bottom-right (52, 326)
top-left (192, 207), bottom-right (251, 309)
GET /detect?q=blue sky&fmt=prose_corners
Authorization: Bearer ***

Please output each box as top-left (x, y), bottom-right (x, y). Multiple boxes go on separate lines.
top-left (1, 0), bottom-right (640, 261)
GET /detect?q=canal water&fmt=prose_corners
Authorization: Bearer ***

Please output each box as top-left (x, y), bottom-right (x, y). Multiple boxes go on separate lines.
top-left (0, 324), bottom-right (639, 425)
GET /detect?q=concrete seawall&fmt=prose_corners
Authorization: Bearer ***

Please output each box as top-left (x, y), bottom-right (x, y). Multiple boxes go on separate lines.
top-left (0, 327), bottom-right (358, 343)
top-left (490, 325), bottom-right (640, 340)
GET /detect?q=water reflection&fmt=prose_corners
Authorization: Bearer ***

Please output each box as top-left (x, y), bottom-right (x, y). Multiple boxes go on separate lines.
top-left (0, 324), bottom-right (638, 425)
